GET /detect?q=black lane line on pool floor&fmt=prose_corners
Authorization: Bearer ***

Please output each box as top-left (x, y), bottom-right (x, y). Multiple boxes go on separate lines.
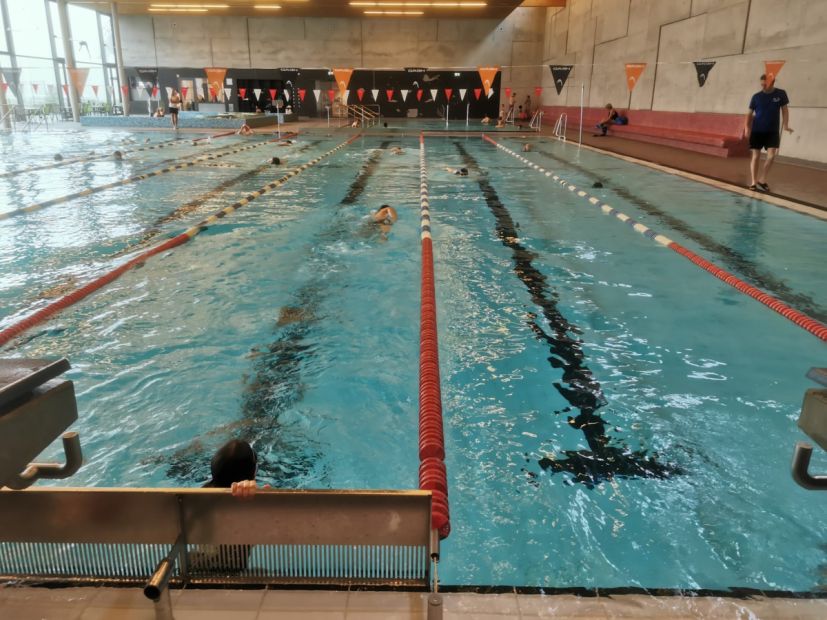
top-left (528, 145), bottom-right (827, 324)
top-left (455, 142), bottom-right (682, 488)
top-left (157, 142), bottom-right (393, 486)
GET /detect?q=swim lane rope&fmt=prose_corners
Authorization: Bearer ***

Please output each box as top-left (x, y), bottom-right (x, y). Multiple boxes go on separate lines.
top-left (0, 135), bottom-right (360, 348)
top-left (0, 138), bottom-right (277, 222)
top-left (418, 133), bottom-right (451, 540)
top-left (482, 134), bottom-right (827, 342)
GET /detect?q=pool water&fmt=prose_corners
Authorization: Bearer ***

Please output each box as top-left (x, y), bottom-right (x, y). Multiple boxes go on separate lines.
top-left (1, 129), bottom-right (825, 592)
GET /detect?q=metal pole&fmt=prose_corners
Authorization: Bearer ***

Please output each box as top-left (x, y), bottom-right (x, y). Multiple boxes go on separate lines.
top-left (578, 83), bottom-right (584, 146)
top-left (110, 2), bottom-right (129, 115)
top-left (466, 103), bottom-right (469, 127)
top-left (277, 110), bottom-right (281, 138)
top-left (57, 0), bottom-right (81, 122)
top-left (326, 105), bottom-right (329, 128)
top-left (445, 103), bottom-right (448, 128)
top-left (43, 0), bottom-right (66, 113)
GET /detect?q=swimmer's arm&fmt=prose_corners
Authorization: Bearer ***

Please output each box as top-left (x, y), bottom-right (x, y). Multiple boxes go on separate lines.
top-left (231, 480), bottom-right (271, 499)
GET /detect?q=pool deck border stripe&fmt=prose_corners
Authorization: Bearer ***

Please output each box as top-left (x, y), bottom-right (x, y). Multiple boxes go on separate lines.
top-left (0, 135), bottom-right (293, 222)
top-left (482, 134), bottom-right (827, 342)
top-left (0, 134), bottom-right (358, 349)
top-left (418, 132), bottom-right (451, 540)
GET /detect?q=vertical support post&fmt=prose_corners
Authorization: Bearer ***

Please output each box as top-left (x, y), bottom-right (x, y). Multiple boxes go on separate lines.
top-left (578, 83), bottom-right (584, 146)
top-left (95, 11), bottom-right (111, 108)
top-left (111, 2), bottom-right (129, 115)
top-left (57, 0), bottom-right (81, 122)
top-left (43, 0), bottom-right (66, 113)
top-left (277, 111), bottom-right (281, 138)
top-left (445, 103), bottom-right (448, 128)
top-left (466, 103), bottom-right (469, 127)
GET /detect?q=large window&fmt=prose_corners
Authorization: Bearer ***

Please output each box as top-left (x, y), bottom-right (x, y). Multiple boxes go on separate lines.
top-left (0, 0), bottom-right (119, 110)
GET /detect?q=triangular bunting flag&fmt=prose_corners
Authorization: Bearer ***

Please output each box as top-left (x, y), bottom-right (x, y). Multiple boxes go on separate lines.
top-left (253, 88), bottom-right (262, 100)
top-left (91, 85), bottom-right (99, 97)
top-left (386, 89), bottom-right (394, 101)
top-left (181, 86), bottom-right (188, 99)
top-left (68, 67), bottom-right (89, 97)
top-left (693, 61), bottom-right (716, 87)
top-left (549, 65), bottom-right (573, 95)
top-left (477, 66), bottom-right (499, 97)
top-left (344, 89), bottom-right (350, 102)
top-left (224, 87), bottom-right (231, 100)
top-left (313, 89), bottom-right (321, 102)
top-left (474, 88), bottom-right (481, 100)
top-left (284, 89), bottom-right (290, 102)
top-left (488, 88), bottom-right (494, 98)
top-left (357, 88), bottom-right (365, 102)
top-left (32, 83), bottom-right (40, 94)
top-left (625, 63), bottom-right (646, 92)
top-left (459, 88), bottom-right (466, 101)
top-left (416, 89), bottom-right (423, 101)
top-left (444, 88), bottom-right (452, 101)
top-left (429, 89), bottom-right (437, 101)
top-left (333, 68), bottom-right (354, 97)
top-left (535, 86), bottom-right (543, 97)
top-left (165, 86), bottom-right (172, 98)
top-left (764, 60), bottom-right (785, 84)
top-left (401, 89), bottom-right (409, 100)
top-left (298, 88), bottom-right (306, 102)
top-left (152, 85), bottom-right (159, 98)
top-left (371, 89), bottom-right (379, 101)
top-left (62, 84), bottom-right (69, 96)
top-left (504, 87), bottom-right (511, 100)
top-left (239, 87), bottom-right (247, 99)
top-left (327, 89), bottom-right (335, 103)
top-left (1, 82), bottom-right (8, 93)
top-left (120, 84), bottom-right (129, 96)
top-left (269, 88), bottom-right (277, 100)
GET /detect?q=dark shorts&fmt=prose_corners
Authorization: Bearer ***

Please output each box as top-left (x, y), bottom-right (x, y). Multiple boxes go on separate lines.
top-left (749, 131), bottom-right (780, 150)
top-left (168, 107), bottom-right (179, 116)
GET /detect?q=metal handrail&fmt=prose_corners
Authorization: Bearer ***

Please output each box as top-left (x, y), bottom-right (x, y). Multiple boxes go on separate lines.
top-left (340, 104), bottom-right (381, 128)
top-left (530, 109), bottom-right (544, 132)
top-left (553, 112), bottom-right (567, 140)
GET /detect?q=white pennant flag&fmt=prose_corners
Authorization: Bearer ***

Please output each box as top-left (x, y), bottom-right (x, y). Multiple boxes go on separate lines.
top-left (224, 87), bottom-right (231, 100)
top-left (284, 89), bottom-right (290, 102)
top-left (313, 89), bottom-right (321, 102)
top-left (430, 89), bottom-right (438, 101)
top-left (459, 89), bottom-right (467, 101)
top-left (165, 86), bottom-right (173, 98)
top-left (371, 89), bottom-right (379, 101)
top-left (401, 89), bottom-right (409, 100)
top-left (488, 88), bottom-right (494, 98)
top-left (253, 88), bottom-right (262, 100)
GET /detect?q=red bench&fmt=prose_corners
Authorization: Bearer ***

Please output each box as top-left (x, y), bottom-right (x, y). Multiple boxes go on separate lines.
top-left (542, 106), bottom-right (749, 158)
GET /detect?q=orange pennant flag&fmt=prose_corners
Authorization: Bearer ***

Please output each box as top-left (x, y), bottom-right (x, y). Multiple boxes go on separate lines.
top-left (764, 60), bottom-right (785, 84)
top-left (625, 63), bottom-right (646, 92)
top-left (204, 67), bottom-right (227, 98)
top-left (68, 67), bottom-right (89, 97)
top-left (333, 69), bottom-right (354, 97)
top-left (477, 66), bottom-right (499, 97)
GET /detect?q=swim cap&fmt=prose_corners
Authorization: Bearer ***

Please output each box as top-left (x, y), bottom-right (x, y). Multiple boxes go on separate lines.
top-left (205, 440), bottom-right (257, 488)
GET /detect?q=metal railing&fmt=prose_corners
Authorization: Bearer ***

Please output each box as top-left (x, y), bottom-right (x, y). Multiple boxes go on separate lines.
top-left (1, 487), bottom-right (440, 617)
top-left (530, 109), bottom-right (544, 132)
top-left (339, 104), bottom-right (381, 128)
top-left (553, 112), bottom-right (566, 140)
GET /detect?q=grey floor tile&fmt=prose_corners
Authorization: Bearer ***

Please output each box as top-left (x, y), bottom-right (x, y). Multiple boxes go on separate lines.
top-left (260, 589), bottom-right (349, 611)
top-left (442, 592), bottom-right (519, 614)
top-left (176, 588), bottom-right (265, 611)
top-left (258, 612), bottom-right (346, 620)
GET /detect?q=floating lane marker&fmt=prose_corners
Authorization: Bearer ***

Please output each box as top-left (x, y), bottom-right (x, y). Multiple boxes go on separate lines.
top-left (482, 134), bottom-right (827, 342)
top-left (418, 133), bottom-right (450, 540)
top-left (0, 135), bottom-right (360, 348)
top-left (0, 136), bottom-right (197, 179)
top-left (0, 139), bottom-right (275, 222)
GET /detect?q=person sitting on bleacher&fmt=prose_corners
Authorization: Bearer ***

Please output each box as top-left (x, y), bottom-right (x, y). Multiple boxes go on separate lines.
top-left (595, 103), bottom-right (628, 136)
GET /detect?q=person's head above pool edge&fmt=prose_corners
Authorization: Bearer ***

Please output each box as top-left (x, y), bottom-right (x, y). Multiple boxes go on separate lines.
top-left (271, 156), bottom-right (281, 165)
top-left (457, 168), bottom-right (468, 176)
top-left (383, 122), bottom-right (388, 128)
top-left (113, 150), bottom-right (123, 160)
top-left (205, 439), bottom-right (257, 488)
top-left (53, 153), bottom-right (63, 161)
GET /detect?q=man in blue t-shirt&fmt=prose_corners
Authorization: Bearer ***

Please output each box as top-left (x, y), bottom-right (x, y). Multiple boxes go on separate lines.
top-left (744, 74), bottom-right (793, 192)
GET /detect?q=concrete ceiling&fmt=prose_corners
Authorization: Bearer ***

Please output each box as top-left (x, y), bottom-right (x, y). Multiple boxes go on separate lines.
top-left (70, 1), bottom-right (564, 19)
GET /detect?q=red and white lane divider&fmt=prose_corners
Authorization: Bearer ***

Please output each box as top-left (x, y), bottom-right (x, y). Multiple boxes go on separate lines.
top-left (483, 134), bottom-right (827, 342)
top-left (0, 135), bottom-right (360, 348)
top-left (418, 133), bottom-right (451, 540)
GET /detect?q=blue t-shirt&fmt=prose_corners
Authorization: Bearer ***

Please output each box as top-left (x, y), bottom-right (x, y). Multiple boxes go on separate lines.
top-left (749, 88), bottom-right (789, 133)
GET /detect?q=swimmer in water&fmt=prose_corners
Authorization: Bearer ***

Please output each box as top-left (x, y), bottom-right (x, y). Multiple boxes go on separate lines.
top-left (270, 156), bottom-right (282, 165)
top-left (390, 146), bottom-right (404, 155)
top-left (236, 122), bottom-right (254, 136)
top-left (113, 150), bottom-right (123, 161)
top-left (53, 153), bottom-right (64, 162)
top-left (445, 167), bottom-right (469, 176)
top-left (522, 143), bottom-right (531, 152)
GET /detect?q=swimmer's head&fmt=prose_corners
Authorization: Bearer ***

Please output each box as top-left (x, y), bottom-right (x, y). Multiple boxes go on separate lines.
top-left (271, 156), bottom-right (281, 165)
top-left (53, 154), bottom-right (63, 161)
top-left (458, 168), bottom-right (468, 176)
top-left (383, 122), bottom-right (388, 128)
top-left (205, 440), bottom-right (257, 488)
top-left (113, 150), bottom-right (123, 160)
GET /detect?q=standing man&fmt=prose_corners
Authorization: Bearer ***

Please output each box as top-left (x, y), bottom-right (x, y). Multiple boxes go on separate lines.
top-left (168, 88), bottom-right (182, 130)
top-left (744, 74), bottom-right (793, 192)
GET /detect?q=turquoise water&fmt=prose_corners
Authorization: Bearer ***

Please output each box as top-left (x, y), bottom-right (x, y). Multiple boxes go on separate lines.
top-left (1, 130), bottom-right (825, 591)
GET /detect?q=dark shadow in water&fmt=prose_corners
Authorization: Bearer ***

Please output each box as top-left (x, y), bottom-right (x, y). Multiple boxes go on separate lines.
top-left (455, 142), bottom-right (682, 489)
top-left (155, 142), bottom-right (392, 486)
top-left (529, 145), bottom-right (826, 323)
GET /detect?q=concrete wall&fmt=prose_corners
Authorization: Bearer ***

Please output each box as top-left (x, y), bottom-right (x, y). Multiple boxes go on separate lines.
top-left (119, 8), bottom-right (545, 107)
top-left (541, 0), bottom-right (827, 162)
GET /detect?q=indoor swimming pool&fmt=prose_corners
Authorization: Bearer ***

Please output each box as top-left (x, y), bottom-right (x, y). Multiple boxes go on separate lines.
top-left (0, 129), bottom-right (824, 592)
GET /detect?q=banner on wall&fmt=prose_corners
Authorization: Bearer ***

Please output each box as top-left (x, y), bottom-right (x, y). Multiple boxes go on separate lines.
top-left (625, 63), bottom-right (646, 91)
top-left (1, 67), bottom-right (22, 98)
top-left (68, 67), bottom-right (89, 97)
top-left (406, 67), bottom-right (427, 73)
top-left (549, 65), bottom-right (573, 95)
top-left (477, 66), bottom-right (499, 97)
top-left (764, 60), bottom-right (785, 84)
top-left (204, 67), bottom-right (227, 99)
top-left (332, 68), bottom-right (354, 96)
top-left (692, 61), bottom-right (716, 87)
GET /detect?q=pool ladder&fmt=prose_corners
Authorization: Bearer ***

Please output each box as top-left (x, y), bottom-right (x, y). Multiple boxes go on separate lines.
top-left (791, 367), bottom-right (827, 490)
top-left (553, 113), bottom-right (567, 141)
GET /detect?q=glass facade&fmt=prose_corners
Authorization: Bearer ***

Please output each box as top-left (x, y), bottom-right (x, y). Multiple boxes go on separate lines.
top-left (0, 0), bottom-right (119, 111)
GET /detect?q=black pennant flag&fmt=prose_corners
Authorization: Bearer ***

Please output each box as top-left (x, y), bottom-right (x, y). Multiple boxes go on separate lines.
top-left (693, 61), bottom-right (716, 87)
top-left (1, 67), bottom-right (22, 98)
top-left (549, 65), bottom-right (574, 95)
